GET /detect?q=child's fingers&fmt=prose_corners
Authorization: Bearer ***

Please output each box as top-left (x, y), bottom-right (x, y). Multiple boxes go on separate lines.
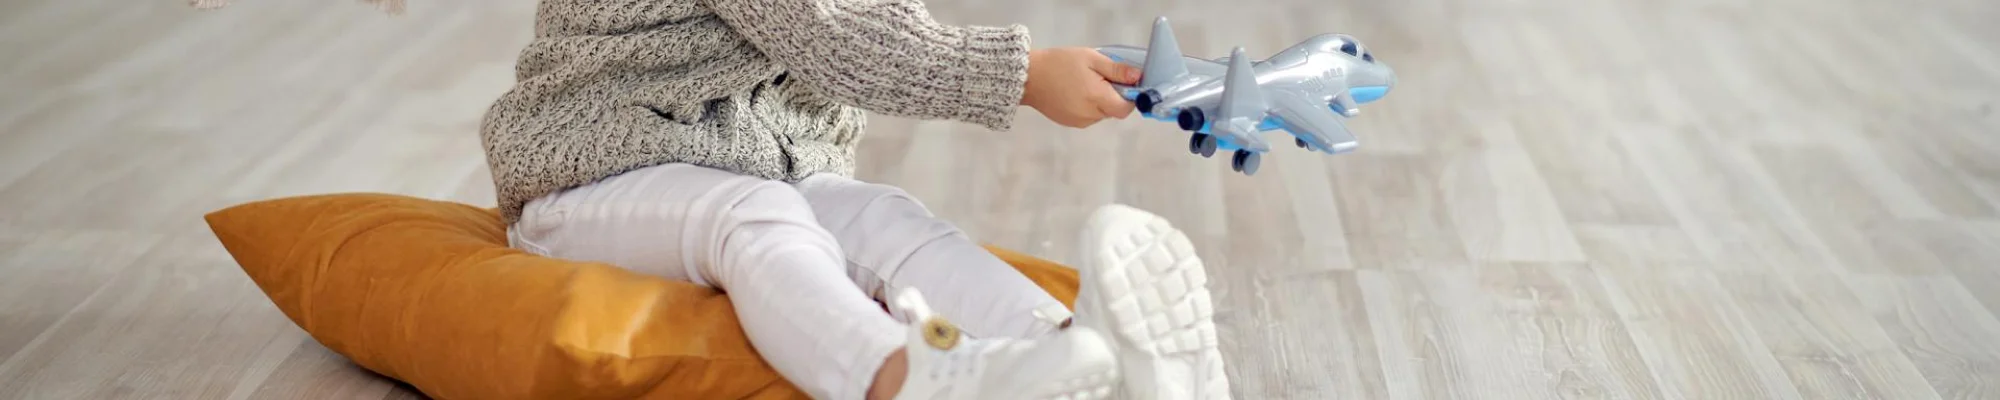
top-left (1089, 54), bottom-right (1142, 85)
top-left (1094, 87), bottom-right (1135, 119)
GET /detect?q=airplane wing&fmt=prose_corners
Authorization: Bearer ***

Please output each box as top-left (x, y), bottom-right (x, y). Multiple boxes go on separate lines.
top-left (1268, 90), bottom-right (1360, 154)
top-left (1096, 45), bottom-right (1227, 78)
top-left (1214, 47), bottom-right (1273, 152)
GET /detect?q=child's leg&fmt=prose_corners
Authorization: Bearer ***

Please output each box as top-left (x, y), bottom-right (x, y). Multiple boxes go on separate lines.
top-left (508, 163), bottom-right (1117, 400)
top-left (792, 174), bottom-right (1072, 339)
top-left (510, 164), bottom-right (901, 398)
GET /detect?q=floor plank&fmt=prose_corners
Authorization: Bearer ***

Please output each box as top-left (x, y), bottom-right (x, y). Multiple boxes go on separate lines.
top-left (1216, 270), bottom-right (1388, 399)
top-left (1615, 126), bottom-right (1837, 273)
top-left (1362, 264), bottom-right (1664, 399)
top-left (1853, 221), bottom-right (2000, 321)
top-left (1845, 277), bottom-right (2000, 399)
top-left (1436, 117), bottom-right (1587, 263)
top-left (1330, 153), bottom-right (1471, 271)
top-left (244, 339), bottom-right (403, 400)
top-left (1713, 272), bottom-right (1942, 399)
top-left (2, 0), bottom-right (1997, 398)
top-left (0, 229), bottom-right (167, 369)
top-left (1596, 269), bottom-right (1805, 399)
top-left (1751, 144), bottom-right (1943, 276)
top-left (1569, 224), bottom-right (1710, 268)
top-left (1510, 108), bottom-right (1679, 227)
top-left (0, 235), bottom-right (292, 399)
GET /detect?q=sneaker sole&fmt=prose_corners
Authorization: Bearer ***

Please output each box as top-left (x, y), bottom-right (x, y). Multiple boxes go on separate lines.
top-left (1079, 205), bottom-right (1230, 400)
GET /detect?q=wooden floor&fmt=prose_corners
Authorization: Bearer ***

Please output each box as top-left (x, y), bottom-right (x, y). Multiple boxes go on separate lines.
top-left (3, 0), bottom-right (1998, 398)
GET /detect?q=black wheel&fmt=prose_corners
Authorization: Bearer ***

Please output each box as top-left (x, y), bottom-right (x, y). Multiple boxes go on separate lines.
top-left (1295, 137), bottom-right (1309, 149)
top-left (1184, 135), bottom-right (1216, 159)
top-left (1177, 108), bottom-right (1206, 131)
top-left (1232, 150), bottom-right (1262, 175)
top-left (1136, 90), bottom-right (1162, 115)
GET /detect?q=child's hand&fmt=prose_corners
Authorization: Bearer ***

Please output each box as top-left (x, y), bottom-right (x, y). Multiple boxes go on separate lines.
top-left (1022, 47), bottom-right (1142, 128)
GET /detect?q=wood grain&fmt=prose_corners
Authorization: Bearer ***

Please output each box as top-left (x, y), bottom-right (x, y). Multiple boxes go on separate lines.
top-left (1363, 264), bottom-right (1664, 399)
top-left (0, 235), bottom-right (294, 399)
top-left (1854, 221), bottom-right (2000, 321)
top-left (3, 0), bottom-right (1997, 398)
top-left (1713, 272), bottom-right (1942, 400)
top-left (1751, 144), bottom-right (1942, 276)
top-left (1330, 153), bottom-right (1472, 271)
top-left (1845, 277), bottom-right (2000, 400)
top-left (1595, 269), bottom-right (1804, 399)
top-left (0, 229), bottom-right (166, 367)
top-left (1568, 224), bottom-right (1710, 269)
top-left (243, 339), bottom-right (406, 400)
top-left (1482, 264), bottom-right (1664, 400)
top-left (1510, 108), bottom-right (1679, 227)
top-left (1613, 126), bottom-right (1836, 273)
top-left (1436, 116), bottom-right (1587, 263)
top-left (1216, 270), bottom-right (1388, 399)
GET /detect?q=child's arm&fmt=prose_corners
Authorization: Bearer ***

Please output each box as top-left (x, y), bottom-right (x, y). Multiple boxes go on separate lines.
top-left (703, 0), bottom-right (1134, 130)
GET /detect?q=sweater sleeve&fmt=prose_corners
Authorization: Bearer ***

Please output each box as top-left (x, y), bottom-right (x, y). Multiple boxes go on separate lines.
top-left (701, 0), bottom-right (1031, 131)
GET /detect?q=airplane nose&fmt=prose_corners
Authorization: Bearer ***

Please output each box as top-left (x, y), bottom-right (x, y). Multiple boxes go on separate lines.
top-left (1382, 65), bottom-right (1397, 91)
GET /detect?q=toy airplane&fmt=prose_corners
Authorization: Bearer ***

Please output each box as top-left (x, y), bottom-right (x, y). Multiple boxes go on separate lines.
top-left (1097, 17), bottom-right (1397, 175)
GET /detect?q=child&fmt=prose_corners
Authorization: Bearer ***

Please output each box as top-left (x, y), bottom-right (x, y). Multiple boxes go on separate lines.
top-left (480, 0), bottom-right (1229, 399)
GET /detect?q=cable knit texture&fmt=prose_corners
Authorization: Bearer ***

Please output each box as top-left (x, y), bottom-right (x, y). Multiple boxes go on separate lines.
top-left (480, 0), bottom-right (1033, 223)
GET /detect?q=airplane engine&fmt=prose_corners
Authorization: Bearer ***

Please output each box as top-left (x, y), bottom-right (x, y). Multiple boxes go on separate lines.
top-left (1136, 90), bottom-right (1164, 115)
top-left (1176, 108), bottom-right (1206, 131)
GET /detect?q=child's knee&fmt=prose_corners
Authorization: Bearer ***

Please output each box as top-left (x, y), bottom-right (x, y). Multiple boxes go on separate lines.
top-left (718, 179), bottom-right (823, 228)
top-left (731, 178), bottom-right (811, 207)
top-left (853, 184), bottom-right (929, 216)
top-left (812, 182), bottom-right (937, 224)
top-left (702, 179), bottom-right (847, 284)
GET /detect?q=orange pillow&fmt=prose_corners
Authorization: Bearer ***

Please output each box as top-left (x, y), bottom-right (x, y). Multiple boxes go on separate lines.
top-left (203, 193), bottom-right (1082, 400)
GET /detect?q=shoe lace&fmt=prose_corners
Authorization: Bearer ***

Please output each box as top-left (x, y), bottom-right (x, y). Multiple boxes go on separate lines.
top-left (1032, 304), bottom-right (1074, 332)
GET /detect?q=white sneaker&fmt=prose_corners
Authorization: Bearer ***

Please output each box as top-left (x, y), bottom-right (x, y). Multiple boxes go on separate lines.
top-left (1073, 204), bottom-right (1232, 400)
top-left (892, 288), bottom-right (1120, 400)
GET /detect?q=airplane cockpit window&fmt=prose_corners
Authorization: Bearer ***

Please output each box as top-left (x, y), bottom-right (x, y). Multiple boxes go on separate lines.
top-left (1362, 51), bottom-right (1374, 63)
top-left (1340, 41), bottom-right (1359, 56)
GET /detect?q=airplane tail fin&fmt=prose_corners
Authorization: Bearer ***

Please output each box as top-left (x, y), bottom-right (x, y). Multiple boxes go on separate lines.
top-left (1138, 16), bottom-right (1189, 88)
top-left (1216, 46), bottom-right (1265, 125)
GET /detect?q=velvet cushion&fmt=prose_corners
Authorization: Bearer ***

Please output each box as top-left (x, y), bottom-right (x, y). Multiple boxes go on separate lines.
top-left (203, 193), bottom-right (1081, 399)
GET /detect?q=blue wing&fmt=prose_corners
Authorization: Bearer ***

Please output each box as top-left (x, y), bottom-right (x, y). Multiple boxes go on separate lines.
top-left (1269, 90), bottom-right (1360, 154)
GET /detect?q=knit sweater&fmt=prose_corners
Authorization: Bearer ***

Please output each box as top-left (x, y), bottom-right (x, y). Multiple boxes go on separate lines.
top-left (477, 0), bottom-right (1034, 223)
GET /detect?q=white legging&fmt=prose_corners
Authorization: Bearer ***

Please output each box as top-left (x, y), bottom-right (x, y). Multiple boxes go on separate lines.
top-left (506, 163), bottom-right (1066, 400)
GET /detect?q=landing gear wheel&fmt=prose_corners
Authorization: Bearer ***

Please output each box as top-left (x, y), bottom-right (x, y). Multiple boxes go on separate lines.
top-left (1177, 108), bottom-right (1207, 132)
top-left (1231, 150), bottom-right (1262, 175)
top-left (1295, 137), bottom-right (1309, 149)
top-left (1189, 133), bottom-right (1218, 158)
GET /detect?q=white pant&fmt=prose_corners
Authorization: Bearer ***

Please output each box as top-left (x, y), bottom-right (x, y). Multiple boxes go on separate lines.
top-left (506, 163), bottom-right (1067, 400)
